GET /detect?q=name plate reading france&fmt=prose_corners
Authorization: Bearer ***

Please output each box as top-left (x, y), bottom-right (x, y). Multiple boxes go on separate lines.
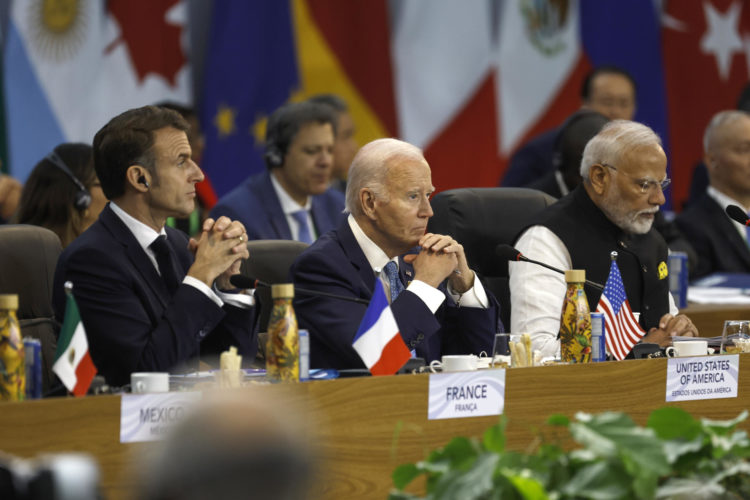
top-left (120, 391), bottom-right (202, 443)
top-left (428, 370), bottom-right (505, 420)
top-left (666, 354), bottom-right (739, 402)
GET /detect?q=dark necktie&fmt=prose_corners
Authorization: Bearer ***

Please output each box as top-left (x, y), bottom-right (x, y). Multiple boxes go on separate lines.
top-left (150, 235), bottom-right (180, 294)
top-left (383, 261), bottom-right (415, 357)
top-left (291, 210), bottom-right (313, 244)
top-left (383, 261), bottom-right (404, 303)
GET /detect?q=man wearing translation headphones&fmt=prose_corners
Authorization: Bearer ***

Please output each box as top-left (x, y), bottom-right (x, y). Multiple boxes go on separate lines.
top-left (210, 101), bottom-right (346, 244)
top-left (53, 106), bottom-right (257, 387)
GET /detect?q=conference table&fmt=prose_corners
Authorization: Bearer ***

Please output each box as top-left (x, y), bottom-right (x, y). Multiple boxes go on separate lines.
top-left (1, 351), bottom-right (749, 499)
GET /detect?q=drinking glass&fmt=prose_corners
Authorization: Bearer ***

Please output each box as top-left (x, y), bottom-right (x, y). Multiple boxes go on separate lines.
top-left (492, 333), bottom-right (519, 367)
top-left (722, 320), bottom-right (750, 354)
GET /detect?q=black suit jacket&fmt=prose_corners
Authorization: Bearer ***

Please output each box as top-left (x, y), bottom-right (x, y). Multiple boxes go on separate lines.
top-left (53, 204), bottom-right (257, 386)
top-left (290, 220), bottom-right (502, 370)
top-left (675, 193), bottom-right (750, 279)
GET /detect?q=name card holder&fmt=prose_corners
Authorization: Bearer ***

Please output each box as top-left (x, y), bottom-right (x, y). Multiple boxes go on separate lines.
top-left (665, 355), bottom-right (739, 402)
top-left (428, 369), bottom-right (505, 420)
top-left (120, 391), bottom-right (202, 443)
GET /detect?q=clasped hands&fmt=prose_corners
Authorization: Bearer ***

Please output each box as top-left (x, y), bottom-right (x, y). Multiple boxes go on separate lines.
top-left (404, 233), bottom-right (474, 293)
top-left (642, 313), bottom-right (699, 347)
top-left (187, 216), bottom-right (249, 289)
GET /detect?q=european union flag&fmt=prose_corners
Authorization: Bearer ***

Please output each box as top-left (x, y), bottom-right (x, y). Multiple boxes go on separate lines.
top-left (200, 1), bottom-right (299, 197)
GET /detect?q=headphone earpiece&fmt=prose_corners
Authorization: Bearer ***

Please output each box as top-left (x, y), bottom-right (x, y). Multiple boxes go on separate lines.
top-left (264, 148), bottom-right (283, 168)
top-left (45, 151), bottom-right (91, 211)
top-left (138, 176), bottom-right (150, 189)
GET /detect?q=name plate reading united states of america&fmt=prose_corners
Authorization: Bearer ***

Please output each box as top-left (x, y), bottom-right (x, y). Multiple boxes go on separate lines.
top-left (665, 354), bottom-right (739, 402)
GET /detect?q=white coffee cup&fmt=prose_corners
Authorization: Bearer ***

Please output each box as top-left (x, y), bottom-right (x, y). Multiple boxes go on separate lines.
top-left (429, 355), bottom-right (478, 373)
top-left (665, 340), bottom-right (709, 358)
top-left (131, 372), bottom-right (170, 393)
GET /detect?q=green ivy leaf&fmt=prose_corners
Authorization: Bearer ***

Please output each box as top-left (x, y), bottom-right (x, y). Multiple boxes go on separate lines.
top-left (661, 437), bottom-right (704, 465)
top-left (561, 461), bottom-right (631, 499)
top-left (547, 414), bottom-right (570, 427)
top-left (506, 474), bottom-right (549, 500)
top-left (426, 436), bottom-right (479, 470)
top-left (569, 411), bottom-right (669, 497)
top-left (387, 491), bottom-right (424, 500)
top-left (392, 463), bottom-right (421, 490)
top-left (655, 477), bottom-right (725, 499)
top-left (701, 410), bottom-right (749, 435)
top-left (483, 417), bottom-right (507, 453)
top-left (648, 407), bottom-right (701, 440)
top-left (430, 453), bottom-right (500, 500)
top-left (710, 432), bottom-right (750, 460)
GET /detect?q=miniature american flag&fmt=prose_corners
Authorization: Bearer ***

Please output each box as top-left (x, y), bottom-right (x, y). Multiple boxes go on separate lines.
top-left (595, 260), bottom-right (646, 360)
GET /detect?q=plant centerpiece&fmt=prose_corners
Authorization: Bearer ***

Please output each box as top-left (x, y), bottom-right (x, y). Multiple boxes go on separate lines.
top-left (390, 407), bottom-right (750, 499)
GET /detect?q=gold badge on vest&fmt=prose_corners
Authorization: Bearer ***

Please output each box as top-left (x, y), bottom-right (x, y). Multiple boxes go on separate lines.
top-left (658, 261), bottom-right (668, 280)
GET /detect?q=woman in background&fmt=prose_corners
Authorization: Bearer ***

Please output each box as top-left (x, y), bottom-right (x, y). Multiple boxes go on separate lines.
top-left (15, 143), bottom-right (107, 247)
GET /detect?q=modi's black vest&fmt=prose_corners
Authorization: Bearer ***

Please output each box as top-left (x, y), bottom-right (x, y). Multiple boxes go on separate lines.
top-left (523, 186), bottom-right (670, 331)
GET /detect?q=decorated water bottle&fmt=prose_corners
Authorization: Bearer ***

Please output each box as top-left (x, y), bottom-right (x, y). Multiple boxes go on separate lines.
top-left (0, 294), bottom-right (25, 400)
top-left (265, 284), bottom-right (299, 382)
top-left (559, 270), bottom-right (592, 363)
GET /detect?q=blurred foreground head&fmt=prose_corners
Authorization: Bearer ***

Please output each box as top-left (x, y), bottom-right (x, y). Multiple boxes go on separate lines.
top-left (137, 391), bottom-right (316, 500)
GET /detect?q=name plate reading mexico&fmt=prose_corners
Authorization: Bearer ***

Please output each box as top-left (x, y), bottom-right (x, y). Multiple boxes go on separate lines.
top-left (428, 370), bottom-right (505, 420)
top-left (666, 355), bottom-right (739, 403)
top-left (120, 392), bottom-right (202, 443)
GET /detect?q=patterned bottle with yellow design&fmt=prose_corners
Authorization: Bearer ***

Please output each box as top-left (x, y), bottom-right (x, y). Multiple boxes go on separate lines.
top-left (0, 294), bottom-right (25, 400)
top-left (265, 284), bottom-right (299, 382)
top-left (559, 270), bottom-right (592, 363)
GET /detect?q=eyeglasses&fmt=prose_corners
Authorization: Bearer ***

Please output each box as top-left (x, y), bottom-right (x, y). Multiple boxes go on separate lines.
top-left (602, 163), bottom-right (671, 195)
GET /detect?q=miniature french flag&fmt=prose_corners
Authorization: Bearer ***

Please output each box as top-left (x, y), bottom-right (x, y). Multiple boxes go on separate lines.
top-left (352, 280), bottom-right (411, 375)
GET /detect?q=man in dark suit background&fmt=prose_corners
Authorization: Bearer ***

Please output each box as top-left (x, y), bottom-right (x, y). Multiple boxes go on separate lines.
top-left (210, 101), bottom-right (345, 243)
top-left (307, 94), bottom-right (359, 195)
top-left (53, 105), bottom-right (256, 387)
top-left (502, 66), bottom-right (637, 187)
top-left (527, 110), bottom-right (609, 198)
top-left (677, 110), bottom-right (750, 279)
top-left (291, 138), bottom-right (501, 370)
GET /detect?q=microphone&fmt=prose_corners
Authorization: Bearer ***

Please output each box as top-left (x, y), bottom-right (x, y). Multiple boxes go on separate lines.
top-left (726, 205), bottom-right (749, 226)
top-left (496, 244), bottom-right (605, 291)
top-left (229, 275), bottom-right (369, 304)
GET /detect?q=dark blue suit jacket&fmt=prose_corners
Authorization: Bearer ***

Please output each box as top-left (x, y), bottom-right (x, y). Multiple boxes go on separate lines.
top-left (53, 204), bottom-right (257, 386)
top-left (676, 193), bottom-right (750, 279)
top-left (501, 128), bottom-right (557, 187)
top-left (209, 171), bottom-right (345, 241)
top-left (290, 219), bottom-right (502, 370)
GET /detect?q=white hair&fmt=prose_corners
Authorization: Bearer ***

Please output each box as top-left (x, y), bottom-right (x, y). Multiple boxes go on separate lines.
top-left (703, 110), bottom-right (750, 153)
top-left (345, 138), bottom-right (426, 216)
top-left (580, 119), bottom-right (662, 179)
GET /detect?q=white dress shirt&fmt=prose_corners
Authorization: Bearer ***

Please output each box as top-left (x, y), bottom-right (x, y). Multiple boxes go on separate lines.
top-left (347, 215), bottom-right (488, 311)
top-left (509, 224), bottom-right (677, 358)
top-left (109, 202), bottom-right (253, 308)
top-left (270, 172), bottom-right (316, 242)
top-left (707, 186), bottom-right (749, 242)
